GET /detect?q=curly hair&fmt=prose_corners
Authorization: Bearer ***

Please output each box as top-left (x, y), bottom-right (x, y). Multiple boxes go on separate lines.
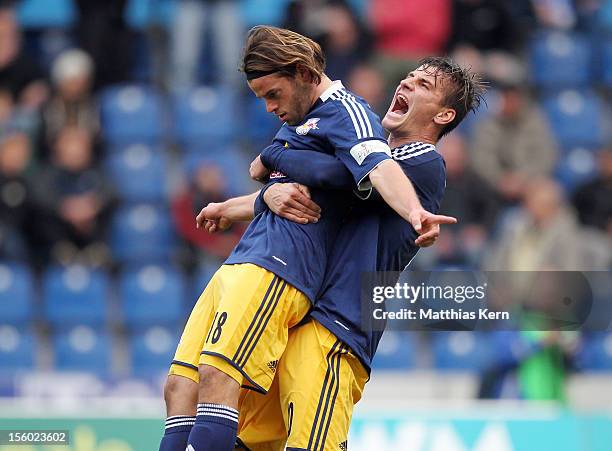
top-left (241, 26), bottom-right (326, 84)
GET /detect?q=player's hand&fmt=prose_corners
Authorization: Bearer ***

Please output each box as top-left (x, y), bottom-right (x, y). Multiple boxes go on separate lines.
top-left (408, 209), bottom-right (457, 247)
top-left (249, 155), bottom-right (270, 182)
top-left (196, 202), bottom-right (233, 233)
top-left (263, 183), bottom-right (321, 224)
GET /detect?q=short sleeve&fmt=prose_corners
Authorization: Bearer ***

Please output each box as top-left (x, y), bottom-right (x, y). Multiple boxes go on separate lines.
top-left (326, 101), bottom-right (391, 190)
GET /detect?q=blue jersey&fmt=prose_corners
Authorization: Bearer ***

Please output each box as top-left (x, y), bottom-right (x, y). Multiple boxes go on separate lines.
top-left (226, 81), bottom-right (391, 302)
top-left (310, 142), bottom-right (447, 372)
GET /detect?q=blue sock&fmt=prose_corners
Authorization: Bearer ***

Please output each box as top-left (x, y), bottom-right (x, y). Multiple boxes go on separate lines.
top-left (186, 403), bottom-right (239, 451)
top-left (159, 415), bottom-right (195, 451)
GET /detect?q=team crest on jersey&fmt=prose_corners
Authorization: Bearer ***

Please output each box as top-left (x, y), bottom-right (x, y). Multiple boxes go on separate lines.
top-left (296, 118), bottom-right (320, 135)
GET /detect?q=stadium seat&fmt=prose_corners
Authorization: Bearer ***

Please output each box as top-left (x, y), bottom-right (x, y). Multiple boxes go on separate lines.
top-left (43, 265), bottom-right (109, 329)
top-left (100, 85), bottom-right (165, 144)
top-left (371, 331), bottom-right (416, 370)
top-left (541, 90), bottom-right (605, 149)
top-left (530, 31), bottom-right (593, 88)
top-left (555, 147), bottom-right (598, 192)
top-left (110, 204), bottom-right (176, 263)
top-left (129, 326), bottom-right (180, 376)
top-left (52, 325), bottom-right (112, 374)
top-left (602, 36), bottom-right (612, 87)
top-left (120, 264), bottom-right (186, 329)
top-left (17, 0), bottom-right (76, 28)
top-left (0, 263), bottom-right (34, 326)
top-left (183, 147), bottom-right (254, 195)
top-left (577, 333), bottom-right (612, 371)
top-left (240, 0), bottom-right (292, 27)
top-left (0, 325), bottom-right (35, 372)
top-left (431, 332), bottom-right (492, 372)
top-left (173, 86), bottom-right (238, 145)
top-left (125, 0), bottom-right (176, 29)
top-left (105, 143), bottom-right (168, 203)
top-left (191, 260), bottom-right (221, 303)
top-left (244, 95), bottom-right (281, 148)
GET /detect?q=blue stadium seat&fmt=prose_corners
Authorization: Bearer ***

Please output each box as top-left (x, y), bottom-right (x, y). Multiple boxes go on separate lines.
top-left (577, 333), bottom-right (612, 370)
top-left (541, 90), bottom-right (605, 149)
top-left (43, 265), bottom-right (109, 329)
top-left (17, 0), bottom-right (76, 28)
top-left (110, 204), bottom-right (176, 263)
top-left (371, 331), bottom-right (416, 370)
top-left (53, 326), bottom-right (111, 374)
top-left (555, 147), bottom-right (598, 192)
top-left (602, 36), bottom-right (612, 87)
top-left (173, 86), bottom-right (237, 145)
top-left (125, 0), bottom-right (176, 29)
top-left (0, 263), bottom-right (34, 326)
top-left (0, 325), bottom-right (35, 372)
top-left (183, 147), bottom-right (254, 195)
top-left (129, 326), bottom-right (180, 376)
top-left (240, 0), bottom-right (291, 27)
top-left (530, 32), bottom-right (593, 88)
top-left (120, 265), bottom-right (186, 329)
top-left (245, 95), bottom-right (281, 148)
top-left (100, 85), bottom-right (165, 144)
top-left (105, 144), bottom-right (167, 203)
top-left (191, 260), bottom-right (220, 302)
top-left (431, 332), bottom-right (492, 371)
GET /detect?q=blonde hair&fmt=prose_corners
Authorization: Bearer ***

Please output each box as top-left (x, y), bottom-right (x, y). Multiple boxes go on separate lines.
top-left (241, 26), bottom-right (326, 84)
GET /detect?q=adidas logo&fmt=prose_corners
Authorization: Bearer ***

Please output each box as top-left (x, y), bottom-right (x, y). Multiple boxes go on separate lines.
top-left (339, 440), bottom-right (347, 451)
top-left (267, 360), bottom-right (278, 372)
top-left (186, 445), bottom-right (195, 451)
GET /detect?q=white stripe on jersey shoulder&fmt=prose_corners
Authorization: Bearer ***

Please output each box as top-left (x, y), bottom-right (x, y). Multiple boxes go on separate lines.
top-left (319, 80), bottom-right (345, 102)
top-left (330, 90), bottom-right (374, 139)
top-left (391, 141), bottom-right (436, 160)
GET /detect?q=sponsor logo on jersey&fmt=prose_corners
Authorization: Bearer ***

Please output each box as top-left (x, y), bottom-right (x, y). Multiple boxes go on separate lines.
top-left (339, 440), bottom-right (348, 451)
top-left (296, 118), bottom-right (320, 135)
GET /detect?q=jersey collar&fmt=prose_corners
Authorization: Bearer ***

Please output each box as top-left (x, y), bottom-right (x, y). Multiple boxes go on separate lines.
top-left (319, 80), bottom-right (344, 102)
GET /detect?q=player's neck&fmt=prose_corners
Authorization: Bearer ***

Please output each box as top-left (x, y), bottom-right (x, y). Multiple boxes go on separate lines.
top-left (388, 132), bottom-right (437, 149)
top-left (312, 75), bottom-right (333, 104)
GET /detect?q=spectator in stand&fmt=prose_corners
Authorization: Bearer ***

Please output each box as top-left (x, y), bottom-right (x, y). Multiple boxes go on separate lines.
top-left (36, 126), bottom-right (114, 266)
top-left (319, 1), bottom-right (373, 82)
top-left (435, 133), bottom-right (499, 265)
top-left (485, 178), bottom-right (583, 271)
top-left (531, 0), bottom-right (577, 29)
top-left (0, 6), bottom-right (48, 110)
top-left (448, 0), bottom-right (520, 53)
top-left (169, 0), bottom-right (243, 89)
top-left (0, 131), bottom-right (38, 262)
top-left (572, 145), bottom-right (612, 237)
top-left (0, 88), bottom-right (39, 140)
top-left (44, 49), bottom-right (100, 146)
top-left (74, 0), bottom-right (131, 88)
top-left (346, 63), bottom-right (386, 115)
top-left (370, 0), bottom-right (451, 95)
top-left (172, 161), bottom-right (245, 260)
top-left (470, 56), bottom-right (557, 205)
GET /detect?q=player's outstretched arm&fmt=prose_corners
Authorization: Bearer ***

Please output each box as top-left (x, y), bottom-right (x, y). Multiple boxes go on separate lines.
top-left (195, 191), bottom-right (259, 233)
top-left (368, 159), bottom-right (457, 235)
top-left (253, 143), bottom-right (354, 189)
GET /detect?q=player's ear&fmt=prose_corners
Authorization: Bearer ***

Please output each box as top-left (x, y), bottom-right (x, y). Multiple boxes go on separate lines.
top-left (434, 108), bottom-right (455, 126)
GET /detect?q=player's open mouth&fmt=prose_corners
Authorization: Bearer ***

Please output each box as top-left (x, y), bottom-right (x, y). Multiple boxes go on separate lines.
top-left (389, 93), bottom-right (409, 118)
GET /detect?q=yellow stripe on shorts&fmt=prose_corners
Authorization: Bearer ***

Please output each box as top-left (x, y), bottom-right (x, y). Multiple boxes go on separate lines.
top-left (307, 339), bottom-right (350, 451)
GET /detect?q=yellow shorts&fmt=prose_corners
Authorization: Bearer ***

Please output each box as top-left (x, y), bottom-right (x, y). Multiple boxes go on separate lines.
top-left (237, 319), bottom-right (369, 451)
top-left (169, 263), bottom-right (310, 393)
